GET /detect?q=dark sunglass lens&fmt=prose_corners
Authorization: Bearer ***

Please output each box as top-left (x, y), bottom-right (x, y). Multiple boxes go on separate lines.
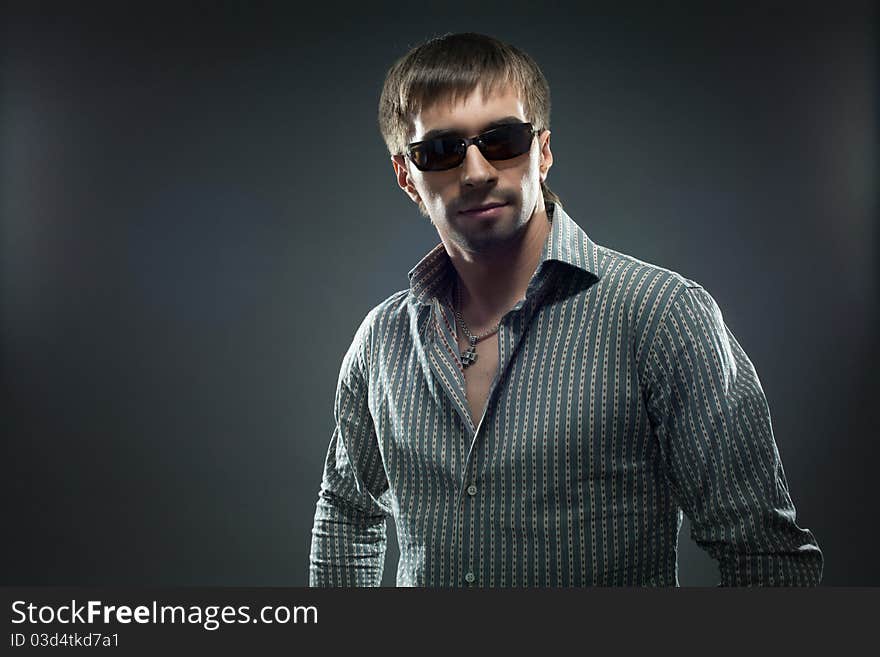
top-left (412, 138), bottom-right (465, 171)
top-left (409, 146), bottom-right (430, 170)
top-left (481, 123), bottom-right (533, 160)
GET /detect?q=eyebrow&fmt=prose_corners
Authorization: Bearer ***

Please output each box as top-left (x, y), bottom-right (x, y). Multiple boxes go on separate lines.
top-left (418, 116), bottom-right (524, 142)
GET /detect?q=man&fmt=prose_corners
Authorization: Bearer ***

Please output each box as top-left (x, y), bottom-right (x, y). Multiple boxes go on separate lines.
top-left (308, 33), bottom-right (823, 586)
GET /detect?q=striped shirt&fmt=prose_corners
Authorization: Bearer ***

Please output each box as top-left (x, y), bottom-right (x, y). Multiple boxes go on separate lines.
top-left (309, 203), bottom-right (823, 586)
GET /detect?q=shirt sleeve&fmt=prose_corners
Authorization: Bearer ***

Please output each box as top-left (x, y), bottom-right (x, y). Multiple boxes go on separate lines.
top-left (644, 285), bottom-right (823, 586)
top-left (309, 312), bottom-right (393, 587)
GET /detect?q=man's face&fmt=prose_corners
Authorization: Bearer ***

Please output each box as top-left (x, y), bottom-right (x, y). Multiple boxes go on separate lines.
top-left (392, 83), bottom-right (553, 254)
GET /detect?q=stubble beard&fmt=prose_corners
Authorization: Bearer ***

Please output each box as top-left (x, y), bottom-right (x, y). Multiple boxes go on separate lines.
top-left (442, 203), bottom-right (530, 255)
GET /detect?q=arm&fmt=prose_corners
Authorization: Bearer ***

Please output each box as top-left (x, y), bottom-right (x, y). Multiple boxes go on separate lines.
top-left (309, 313), bottom-right (392, 587)
top-left (645, 285), bottom-right (823, 586)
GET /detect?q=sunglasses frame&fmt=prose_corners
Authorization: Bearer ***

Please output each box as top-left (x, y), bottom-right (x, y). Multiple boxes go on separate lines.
top-left (405, 121), bottom-right (541, 172)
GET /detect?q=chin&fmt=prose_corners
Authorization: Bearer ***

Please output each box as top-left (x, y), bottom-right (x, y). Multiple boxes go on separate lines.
top-left (453, 220), bottom-right (527, 254)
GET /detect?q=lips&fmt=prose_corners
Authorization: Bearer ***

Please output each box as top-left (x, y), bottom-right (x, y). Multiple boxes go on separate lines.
top-left (460, 201), bottom-right (508, 214)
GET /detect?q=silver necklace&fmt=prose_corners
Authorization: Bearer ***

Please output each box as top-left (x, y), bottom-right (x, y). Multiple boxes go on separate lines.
top-left (454, 279), bottom-right (500, 368)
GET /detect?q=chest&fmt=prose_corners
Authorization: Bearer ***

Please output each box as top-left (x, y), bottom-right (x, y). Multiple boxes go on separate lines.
top-left (456, 331), bottom-right (499, 427)
top-left (369, 288), bottom-right (658, 493)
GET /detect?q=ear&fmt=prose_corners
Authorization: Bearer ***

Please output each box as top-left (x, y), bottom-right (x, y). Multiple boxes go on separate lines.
top-left (391, 154), bottom-right (422, 205)
top-left (538, 130), bottom-right (553, 183)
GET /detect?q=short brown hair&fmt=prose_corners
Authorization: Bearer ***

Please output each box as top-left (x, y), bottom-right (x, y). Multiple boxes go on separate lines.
top-left (378, 32), bottom-right (562, 208)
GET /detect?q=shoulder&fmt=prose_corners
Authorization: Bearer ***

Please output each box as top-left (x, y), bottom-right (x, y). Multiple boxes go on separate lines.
top-left (357, 288), bottom-right (411, 336)
top-left (587, 244), bottom-right (729, 363)
top-left (343, 288), bottom-right (411, 366)
top-left (600, 245), bottom-right (726, 322)
top-left (597, 243), bottom-right (696, 289)
top-left (593, 244), bottom-right (701, 320)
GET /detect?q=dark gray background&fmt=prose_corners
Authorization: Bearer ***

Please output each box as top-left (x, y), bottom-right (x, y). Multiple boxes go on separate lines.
top-left (2, 1), bottom-right (876, 586)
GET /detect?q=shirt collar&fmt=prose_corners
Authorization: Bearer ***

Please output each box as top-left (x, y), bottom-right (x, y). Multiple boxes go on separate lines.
top-left (407, 202), bottom-right (602, 307)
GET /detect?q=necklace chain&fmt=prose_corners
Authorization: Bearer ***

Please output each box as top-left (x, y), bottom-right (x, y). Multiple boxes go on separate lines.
top-left (454, 279), bottom-right (500, 368)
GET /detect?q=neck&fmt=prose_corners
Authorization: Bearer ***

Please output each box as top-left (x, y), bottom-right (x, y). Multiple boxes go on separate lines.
top-left (446, 202), bottom-right (551, 331)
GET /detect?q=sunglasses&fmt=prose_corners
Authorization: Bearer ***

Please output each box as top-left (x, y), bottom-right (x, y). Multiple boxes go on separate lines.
top-left (405, 121), bottom-right (540, 172)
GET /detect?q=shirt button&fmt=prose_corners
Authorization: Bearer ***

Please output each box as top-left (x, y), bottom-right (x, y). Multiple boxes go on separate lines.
top-left (464, 572), bottom-right (475, 584)
top-left (467, 484), bottom-right (477, 496)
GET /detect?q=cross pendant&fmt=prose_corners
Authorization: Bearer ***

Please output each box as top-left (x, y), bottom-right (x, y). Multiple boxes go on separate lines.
top-left (461, 337), bottom-right (478, 368)
top-left (461, 345), bottom-right (477, 368)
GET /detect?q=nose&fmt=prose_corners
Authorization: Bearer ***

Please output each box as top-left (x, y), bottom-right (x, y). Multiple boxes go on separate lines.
top-left (460, 144), bottom-right (498, 188)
